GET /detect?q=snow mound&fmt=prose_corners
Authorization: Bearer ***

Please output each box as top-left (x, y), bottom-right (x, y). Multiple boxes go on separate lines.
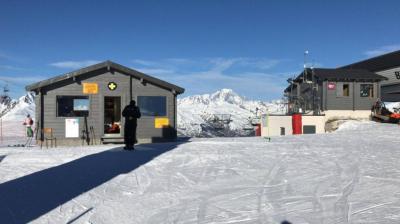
top-left (335, 120), bottom-right (376, 132)
top-left (177, 89), bottom-right (285, 137)
top-left (384, 102), bottom-right (400, 113)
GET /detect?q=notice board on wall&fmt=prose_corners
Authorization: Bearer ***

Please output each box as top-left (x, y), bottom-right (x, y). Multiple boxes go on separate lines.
top-left (65, 118), bottom-right (79, 138)
top-left (83, 83), bottom-right (99, 94)
top-left (154, 117), bottom-right (169, 128)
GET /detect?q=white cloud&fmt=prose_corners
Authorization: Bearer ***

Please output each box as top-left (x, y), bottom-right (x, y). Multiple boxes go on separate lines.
top-left (50, 60), bottom-right (101, 69)
top-left (130, 57), bottom-right (290, 100)
top-left (236, 58), bottom-right (281, 70)
top-left (0, 75), bottom-right (47, 84)
top-left (0, 65), bottom-right (26, 71)
top-left (131, 59), bottom-right (159, 67)
top-left (151, 59), bottom-right (292, 100)
top-left (0, 52), bottom-right (24, 62)
top-left (135, 68), bottom-right (175, 75)
top-left (0, 53), bottom-right (10, 60)
top-left (364, 44), bottom-right (400, 57)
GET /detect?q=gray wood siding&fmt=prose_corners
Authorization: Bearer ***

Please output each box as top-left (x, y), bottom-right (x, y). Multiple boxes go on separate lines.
top-left (326, 81), bottom-right (353, 110)
top-left (325, 81), bottom-right (378, 110)
top-left (354, 82), bottom-right (378, 110)
top-left (321, 82), bottom-right (326, 111)
top-left (376, 66), bottom-right (400, 86)
top-left (40, 69), bottom-right (176, 141)
top-left (34, 96), bottom-right (40, 125)
top-left (382, 84), bottom-right (400, 102)
top-left (132, 77), bottom-right (175, 139)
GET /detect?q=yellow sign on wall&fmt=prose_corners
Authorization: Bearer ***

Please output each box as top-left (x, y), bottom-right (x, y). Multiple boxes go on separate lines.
top-left (155, 117), bottom-right (169, 128)
top-left (83, 83), bottom-right (99, 94)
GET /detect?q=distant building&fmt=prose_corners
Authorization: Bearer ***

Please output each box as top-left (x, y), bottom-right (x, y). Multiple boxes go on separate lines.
top-left (26, 61), bottom-right (185, 145)
top-left (260, 68), bottom-right (387, 138)
top-left (266, 51), bottom-right (400, 137)
top-left (340, 50), bottom-right (400, 102)
top-left (284, 68), bottom-right (387, 119)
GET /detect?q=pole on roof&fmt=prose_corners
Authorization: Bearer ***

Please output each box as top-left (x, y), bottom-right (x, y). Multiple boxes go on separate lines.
top-left (304, 50), bottom-right (309, 82)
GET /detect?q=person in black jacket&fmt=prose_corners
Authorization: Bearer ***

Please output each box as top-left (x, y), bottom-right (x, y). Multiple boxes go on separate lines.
top-left (122, 100), bottom-right (141, 150)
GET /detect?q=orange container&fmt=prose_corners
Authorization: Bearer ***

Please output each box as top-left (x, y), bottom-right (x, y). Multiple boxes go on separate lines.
top-left (292, 114), bottom-right (302, 135)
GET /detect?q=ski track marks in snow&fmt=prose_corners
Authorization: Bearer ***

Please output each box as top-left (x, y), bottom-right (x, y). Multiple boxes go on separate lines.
top-left (0, 122), bottom-right (400, 223)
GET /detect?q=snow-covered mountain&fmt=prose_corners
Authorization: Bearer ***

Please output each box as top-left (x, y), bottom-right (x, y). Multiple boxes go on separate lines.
top-left (177, 89), bottom-right (286, 137)
top-left (0, 92), bottom-right (35, 122)
top-left (0, 92), bottom-right (35, 138)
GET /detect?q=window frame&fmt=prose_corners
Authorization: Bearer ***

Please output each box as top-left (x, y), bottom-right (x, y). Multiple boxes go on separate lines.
top-left (342, 84), bottom-right (350, 97)
top-left (56, 95), bottom-right (90, 117)
top-left (360, 84), bottom-right (374, 98)
top-left (336, 83), bottom-right (350, 97)
top-left (137, 96), bottom-right (167, 117)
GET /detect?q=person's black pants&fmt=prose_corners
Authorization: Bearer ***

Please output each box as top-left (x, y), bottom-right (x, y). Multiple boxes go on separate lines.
top-left (124, 124), bottom-right (137, 148)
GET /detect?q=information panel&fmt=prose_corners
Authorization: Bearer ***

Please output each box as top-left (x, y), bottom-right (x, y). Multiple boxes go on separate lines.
top-left (65, 118), bottom-right (79, 138)
top-left (83, 83), bottom-right (99, 94)
top-left (155, 117), bottom-right (169, 128)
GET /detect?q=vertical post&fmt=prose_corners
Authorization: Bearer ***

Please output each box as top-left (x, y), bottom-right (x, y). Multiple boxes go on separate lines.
top-left (129, 76), bottom-right (133, 101)
top-left (303, 50), bottom-right (309, 82)
top-left (173, 93), bottom-right (177, 139)
top-left (353, 81), bottom-right (356, 111)
top-left (0, 118), bottom-right (2, 144)
top-left (40, 90), bottom-right (44, 142)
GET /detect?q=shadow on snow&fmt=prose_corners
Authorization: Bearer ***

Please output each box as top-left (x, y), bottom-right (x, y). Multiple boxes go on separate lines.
top-left (0, 141), bottom-right (187, 223)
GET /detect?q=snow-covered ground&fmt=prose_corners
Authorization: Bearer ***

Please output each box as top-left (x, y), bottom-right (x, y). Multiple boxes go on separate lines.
top-left (1, 121), bottom-right (399, 223)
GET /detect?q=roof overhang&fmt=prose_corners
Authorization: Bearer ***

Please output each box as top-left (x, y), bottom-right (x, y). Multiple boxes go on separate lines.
top-left (25, 60), bottom-right (185, 94)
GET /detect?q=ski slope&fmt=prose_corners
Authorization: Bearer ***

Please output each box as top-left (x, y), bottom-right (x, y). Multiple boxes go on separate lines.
top-left (0, 121), bottom-right (399, 223)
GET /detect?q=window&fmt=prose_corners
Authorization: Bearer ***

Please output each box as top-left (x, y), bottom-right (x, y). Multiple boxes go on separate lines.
top-left (360, 84), bottom-right (374, 97)
top-left (137, 96), bottom-right (166, 116)
top-left (343, 84), bottom-right (350, 97)
top-left (57, 96), bottom-right (89, 117)
top-left (336, 83), bottom-right (350, 97)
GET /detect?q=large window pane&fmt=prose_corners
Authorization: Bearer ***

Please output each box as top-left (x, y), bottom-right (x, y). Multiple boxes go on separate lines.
top-left (57, 96), bottom-right (89, 117)
top-left (360, 84), bottom-right (374, 97)
top-left (138, 96), bottom-right (166, 116)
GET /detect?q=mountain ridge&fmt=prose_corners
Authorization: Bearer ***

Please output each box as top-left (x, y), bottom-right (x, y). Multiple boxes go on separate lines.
top-left (177, 89), bottom-right (286, 137)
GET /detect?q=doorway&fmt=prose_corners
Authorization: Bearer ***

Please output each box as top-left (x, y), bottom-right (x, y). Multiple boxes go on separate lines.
top-left (104, 96), bottom-right (121, 136)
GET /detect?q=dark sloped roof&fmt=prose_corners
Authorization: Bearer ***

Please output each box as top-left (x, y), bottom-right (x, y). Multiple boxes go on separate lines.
top-left (284, 68), bottom-right (387, 93)
top-left (25, 60), bottom-right (185, 94)
top-left (340, 50), bottom-right (400, 72)
top-left (312, 68), bottom-right (387, 80)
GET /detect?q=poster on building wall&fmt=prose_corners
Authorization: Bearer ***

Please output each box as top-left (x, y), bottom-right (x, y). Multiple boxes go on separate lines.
top-left (83, 83), bottom-right (99, 94)
top-left (65, 118), bottom-right (79, 138)
top-left (327, 82), bottom-right (336, 90)
top-left (155, 117), bottom-right (169, 128)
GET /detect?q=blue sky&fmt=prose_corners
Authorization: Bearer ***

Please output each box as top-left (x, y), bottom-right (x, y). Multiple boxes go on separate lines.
top-left (1, 0), bottom-right (400, 101)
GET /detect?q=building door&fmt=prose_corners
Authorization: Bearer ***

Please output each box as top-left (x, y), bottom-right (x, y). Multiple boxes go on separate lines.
top-left (104, 96), bottom-right (121, 136)
top-left (280, 127), bottom-right (285, 136)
